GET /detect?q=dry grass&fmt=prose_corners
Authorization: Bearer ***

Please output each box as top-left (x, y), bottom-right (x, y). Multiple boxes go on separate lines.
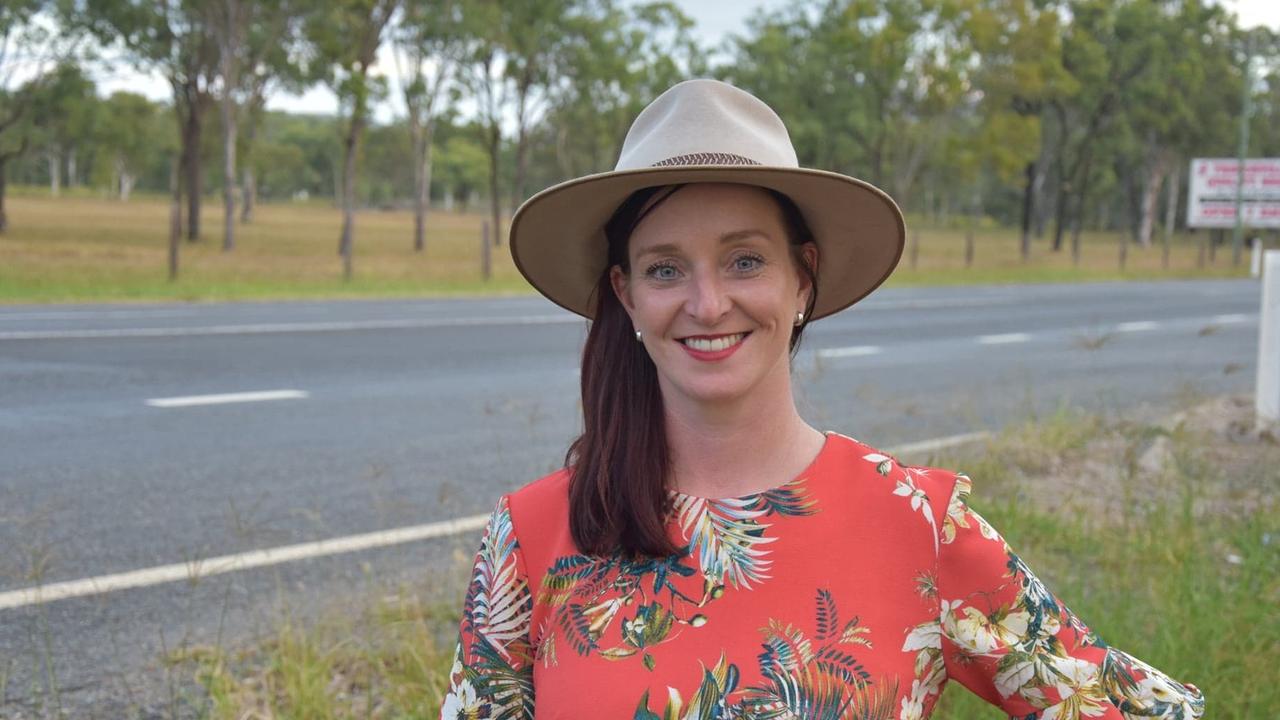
top-left (0, 189), bottom-right (1254, 303)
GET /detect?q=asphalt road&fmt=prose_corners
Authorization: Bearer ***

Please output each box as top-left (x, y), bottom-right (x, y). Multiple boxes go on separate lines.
top-left (0, 279), bottom-right (1263, 717)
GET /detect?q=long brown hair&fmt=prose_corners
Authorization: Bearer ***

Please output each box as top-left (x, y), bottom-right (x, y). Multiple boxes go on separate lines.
top-left (565, 184), bottom-right (818, 557)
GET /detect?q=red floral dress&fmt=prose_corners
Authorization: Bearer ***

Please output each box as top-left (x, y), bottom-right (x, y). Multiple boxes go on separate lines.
top-left (442, 432), bottom-right (1204, 719)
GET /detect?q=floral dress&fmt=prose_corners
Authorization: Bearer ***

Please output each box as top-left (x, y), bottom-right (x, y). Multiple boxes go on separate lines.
top-left (441, 432), bottom-right (1204, 719)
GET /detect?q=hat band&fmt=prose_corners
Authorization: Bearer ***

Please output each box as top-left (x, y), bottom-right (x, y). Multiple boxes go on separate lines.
top-left (650, 152), bottom-right (761, 167)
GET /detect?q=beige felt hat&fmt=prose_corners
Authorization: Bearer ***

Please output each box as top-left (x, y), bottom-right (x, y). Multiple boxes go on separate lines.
top-left (509, 79), bottom-right (905, 320)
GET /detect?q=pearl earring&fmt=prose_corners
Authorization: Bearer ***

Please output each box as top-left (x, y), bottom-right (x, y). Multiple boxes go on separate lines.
top-left (795, 311), bottom-right (805, 326)
top-left (635, 329), bottom-right (642, 342)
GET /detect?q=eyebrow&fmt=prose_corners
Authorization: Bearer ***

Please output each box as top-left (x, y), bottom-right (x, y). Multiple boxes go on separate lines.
top-left (634, 229), bottom-right (771, 259)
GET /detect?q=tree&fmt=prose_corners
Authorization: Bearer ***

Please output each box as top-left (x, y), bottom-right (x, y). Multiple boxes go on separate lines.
top-left (0, 0), bottom-right (65, 232)
top-left (28, 62), bottom-right (96, 195)
top-left (307, 0), bottom-right (399, 280)
top-left (94, 91), bottom-right (167, 200)
top-left (392, 0), bottom-right (464, 252)
top-left (209, 0), bottom-right (246, 251)
top-left (75, 0), bottom-right (220, 242)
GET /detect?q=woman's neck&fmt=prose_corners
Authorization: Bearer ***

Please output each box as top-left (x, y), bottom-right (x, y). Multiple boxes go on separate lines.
top-left (661, 376), bottom-right (824, 499)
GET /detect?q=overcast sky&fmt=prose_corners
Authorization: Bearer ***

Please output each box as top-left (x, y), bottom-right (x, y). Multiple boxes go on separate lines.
top-left (84, 0), bottom-right (1280, 121)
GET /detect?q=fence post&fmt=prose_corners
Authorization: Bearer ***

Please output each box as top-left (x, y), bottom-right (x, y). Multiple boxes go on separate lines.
top-left (1257, 250), bottom-right (1280, 428)
top-left (1119, 234), bottom-right (1127, 272)
top-left (1251, 237), bottom-right (1263, 278)
top-left (964, 230), bottom-right (974, 269)
top-left (910, 230), bottom-right (919, 269)
top-left (481, 220), bottom-right (492, 281)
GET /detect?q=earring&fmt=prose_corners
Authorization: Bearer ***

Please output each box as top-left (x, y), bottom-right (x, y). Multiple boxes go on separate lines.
top-left (635, 329), bottom-right (642, 342)
top-left (795, 311), bottom-right (805, 326)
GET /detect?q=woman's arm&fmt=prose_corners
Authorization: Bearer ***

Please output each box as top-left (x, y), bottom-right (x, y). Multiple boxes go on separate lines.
top-left (441, 495), bottom-right (536, 720)
top-left (935, 474), bottom-right (1204, 719)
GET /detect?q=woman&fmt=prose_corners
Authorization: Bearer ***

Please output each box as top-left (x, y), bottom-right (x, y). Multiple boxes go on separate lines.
top-left (441, 80), bottom-right (1204, 719)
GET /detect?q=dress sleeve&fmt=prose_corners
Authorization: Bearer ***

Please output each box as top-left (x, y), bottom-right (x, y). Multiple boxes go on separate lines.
top-left (936, 474), bottom-right (1205, 719)
top-left (441, 495), bottom-right (536, 720)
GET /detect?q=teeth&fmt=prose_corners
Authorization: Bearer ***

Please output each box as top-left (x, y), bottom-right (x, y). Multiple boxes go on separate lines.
top-left (683, 333), bottom-right (745, 352)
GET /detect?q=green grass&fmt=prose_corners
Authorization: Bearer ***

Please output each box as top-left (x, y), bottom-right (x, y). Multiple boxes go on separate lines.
top-left (0, 189), bottom-right (1254, 304)
top-left (184, 401), bottom-right (1278, 718)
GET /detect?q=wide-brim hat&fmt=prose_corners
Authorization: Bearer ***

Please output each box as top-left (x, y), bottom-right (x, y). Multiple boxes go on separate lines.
top-left (509, 79), bottom-right (905, 320)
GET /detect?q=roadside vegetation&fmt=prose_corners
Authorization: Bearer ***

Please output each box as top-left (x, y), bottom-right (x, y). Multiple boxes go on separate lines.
top-left (180, 396), bottom-right (1278, 719)
top-left (0, 191), bottom-right (1253, 305)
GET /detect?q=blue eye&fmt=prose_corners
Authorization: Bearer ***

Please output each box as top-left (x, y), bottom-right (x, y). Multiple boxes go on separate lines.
top-left (646, 262), bottom-right (679, 280)
top-left (733, 253), bottom-right (764, 272)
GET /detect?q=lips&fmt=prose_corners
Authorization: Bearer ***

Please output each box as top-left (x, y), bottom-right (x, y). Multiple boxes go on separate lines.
top-left (678, 332), bottom-right (749, 352)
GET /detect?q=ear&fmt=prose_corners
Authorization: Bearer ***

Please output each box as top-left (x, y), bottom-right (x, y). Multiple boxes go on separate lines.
top-left (796, 241), bottom-right (819, 307)
top-left (609, 264), bottom-right (637, 319)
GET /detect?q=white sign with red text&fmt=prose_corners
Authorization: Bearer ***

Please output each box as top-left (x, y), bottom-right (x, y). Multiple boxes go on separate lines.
top-left (1187, 158), bottom-right (1280, 229)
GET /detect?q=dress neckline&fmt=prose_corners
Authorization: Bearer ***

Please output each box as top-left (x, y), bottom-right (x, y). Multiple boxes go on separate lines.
top-left (667, 430), bottom-right (835, 503)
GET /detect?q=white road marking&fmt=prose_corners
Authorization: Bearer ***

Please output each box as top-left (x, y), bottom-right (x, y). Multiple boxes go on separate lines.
top-left (0, 430), bottom-right (992, 611)
top-left (817, 345), bottom-right (882, 359)
top-left (0, 309), bottom-right (197, 322)
top-left (978, 332), bottom-right (1031, 345)
top-left (1211, 314), bottom-right (1250, 324)
top-left (0, 314), bottom-right (581, 341)
top-left (0, 514), bottom-right (491, 611)
top-left (1116, 321), bottom-right (1159, 332)
top-left (889, 431), bottom-right (992, 456)
top-left (146, 390), bottom-right (309, 408)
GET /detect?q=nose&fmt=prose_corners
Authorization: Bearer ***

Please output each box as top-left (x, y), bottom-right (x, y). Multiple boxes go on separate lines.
top-left (684, 267), bottom-right (731, 325)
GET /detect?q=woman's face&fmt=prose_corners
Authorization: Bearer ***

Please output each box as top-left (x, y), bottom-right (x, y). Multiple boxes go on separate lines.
top-left (610, 183), bottom-right (817, 409)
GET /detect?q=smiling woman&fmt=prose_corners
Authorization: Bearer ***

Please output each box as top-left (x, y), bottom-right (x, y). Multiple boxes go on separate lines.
top-left (439, 79), bottom-right (1205, 720)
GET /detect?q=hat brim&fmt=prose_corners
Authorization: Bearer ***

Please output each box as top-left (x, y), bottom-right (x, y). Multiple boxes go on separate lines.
top-left (509, 165), bottom-right (905, 320)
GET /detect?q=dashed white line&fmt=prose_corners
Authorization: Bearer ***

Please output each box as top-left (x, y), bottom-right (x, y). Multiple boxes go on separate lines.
top-left (1116, 321), bottom-right (1159, 332)
top-left (146, 390), bottom-right (309, 408)
top-left (0, 430), bottom-right (992, 611)
top-left (0, 514), bottom-right (491, 611)
top-left (978, 332), bottom-right (1031, 345)
top-left (1211, 314), bottom-right (1250, 324)
top-left (817, 345), bottom-right (882, 359)
top-left (0, 314), bottom-right (581, 341)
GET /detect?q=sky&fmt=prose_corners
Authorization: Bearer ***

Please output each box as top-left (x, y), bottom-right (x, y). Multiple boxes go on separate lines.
top-left (83, 0), bottom-right (1280, 121)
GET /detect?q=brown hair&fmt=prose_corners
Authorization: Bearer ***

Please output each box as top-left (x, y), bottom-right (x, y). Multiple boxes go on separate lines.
top-left (564, 184), bottom-right (819, 557)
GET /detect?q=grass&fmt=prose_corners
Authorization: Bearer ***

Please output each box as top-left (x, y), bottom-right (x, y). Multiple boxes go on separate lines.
top-left (184, 399), bottom-right (1278, 719)
top-left (0, 189), bottom-right (1256, 304)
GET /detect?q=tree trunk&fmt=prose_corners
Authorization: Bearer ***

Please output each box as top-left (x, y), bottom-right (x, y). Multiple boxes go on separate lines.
top-left (1137, 161), bottom-right (1165, 248)
top-left (1020, 161), bottom-right (1035, 262)
top-left (1052, 183), bottom-right (1069, 252)
top-left (47, 152), bottom-right (60, 197)
top-left (240, 166), bottom-right (256, 223)
top-left (184, 107), bottom-right (203, 241)
top-left (339, 113), bottom-right (365, 280)
top-left (169, 152), bottom-right (182, 280)
top-left (0, 161), bottom-right (8, 233)
top-left (66, 148), bottom-right (77, 187)
top-left (487, 122), bottom-right (502, 247)
top-left (1163, 163), bottom-right (1179, 246)
top-left (220, 62), bottom-right (237, 251)
top-left (413, 125), bottom-right (434, 253)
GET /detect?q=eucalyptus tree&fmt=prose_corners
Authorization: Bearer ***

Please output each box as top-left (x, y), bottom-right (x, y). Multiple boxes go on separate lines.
top-left (73, 0), bottom-right (219, 242)
top-left (94, 91), bottom-right (167, 200)
top-left (0, 0), bottom-right (60, 232)
top-left (967, 0), bottom-right (1072, 259)
top-left (392, 0), bottom-right (466, 252)
top-left (306, 0), bottom-right (399, 280)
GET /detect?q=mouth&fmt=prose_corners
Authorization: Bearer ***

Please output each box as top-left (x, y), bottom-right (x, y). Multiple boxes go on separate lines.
top-left (677, 332), bottom-right (751, 352)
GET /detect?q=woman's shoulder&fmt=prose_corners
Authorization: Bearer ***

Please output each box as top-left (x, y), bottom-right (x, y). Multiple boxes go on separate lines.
top-left (822, 430), bottom-right (970, 515)
top-left (506, 465), bottom-right (571, 512)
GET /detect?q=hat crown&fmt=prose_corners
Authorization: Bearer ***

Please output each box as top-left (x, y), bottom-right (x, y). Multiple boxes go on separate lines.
top-left (615, 79), bottom-right (800, 171)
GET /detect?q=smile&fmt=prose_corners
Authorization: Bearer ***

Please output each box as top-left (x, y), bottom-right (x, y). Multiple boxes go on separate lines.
top-left (679, 333), bottom-right (748, 352)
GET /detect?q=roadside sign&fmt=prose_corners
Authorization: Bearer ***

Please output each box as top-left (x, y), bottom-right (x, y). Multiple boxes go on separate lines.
top-left (1187, 158), bottom-right (1280, 229)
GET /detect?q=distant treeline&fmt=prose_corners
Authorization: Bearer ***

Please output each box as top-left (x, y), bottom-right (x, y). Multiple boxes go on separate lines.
top-left (3, 0), bottom-right (1278, 260)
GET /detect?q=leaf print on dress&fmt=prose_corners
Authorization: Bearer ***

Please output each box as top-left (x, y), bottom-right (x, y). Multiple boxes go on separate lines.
top-left (863, 453), bottom-right (942, 549)
top-left (738, 589), bottom-right (895, 719)
top-left (445, 497), bottom-right (535, 720)
top-left (534, 478), bottom-right (819, 672)
top-left (938, 476), bottom-right (1204, 720)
